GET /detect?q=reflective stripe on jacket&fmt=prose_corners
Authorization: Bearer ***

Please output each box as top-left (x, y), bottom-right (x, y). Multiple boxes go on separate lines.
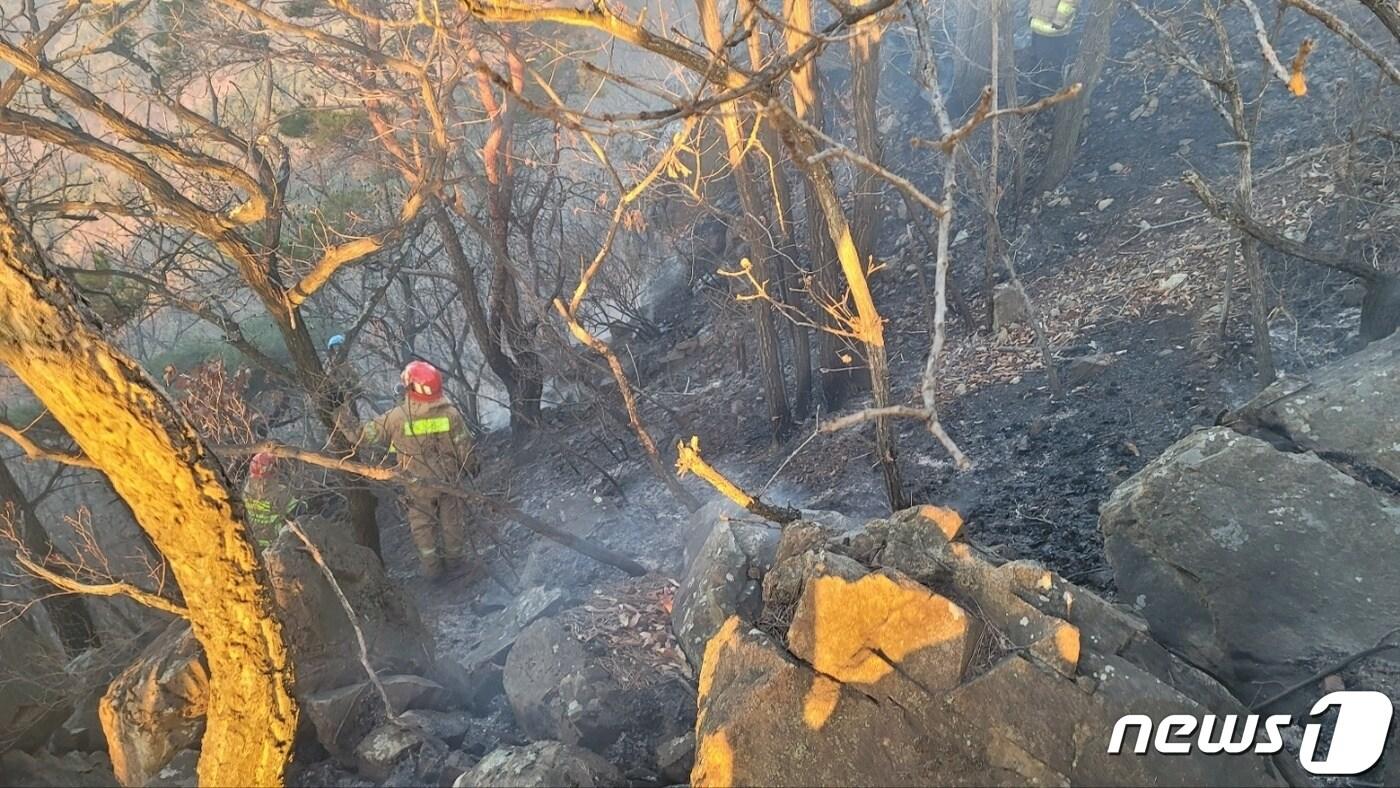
top-left (243, 477), bottom-right (300, 550)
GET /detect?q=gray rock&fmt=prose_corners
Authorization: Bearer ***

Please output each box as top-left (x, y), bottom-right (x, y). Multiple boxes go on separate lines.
top-left (302, 682), bottom-right (378, 765)
top-left (672, 500), bottom-right (779, 670)
top-left (264, 519), bottom-right (437, 696)
top-left (502, 618), bottom-right (627, 751)
top-left (451, 741), bottom-right (621, 788)
top-left (655, 731), bottom-right (695, 785)
top-left (992, 284), bottom-right (1029, 329)
top-left (98, 621), bottom-right (207, 787)
top-left (50, 700), bottom-right (106, 753)
top-left (1101, 426), bottom-right (1400, 695)
top-left (1232, 331), bottom-right (1400, 481)
top-left (354, 721), bottom-right (431, 783)
top-left (0, 749), bottom-right (117, 787)
top-left (452, 586), bottom-right (565, 710)
top-left (381, 674), bottom-right (452, 713)
top-left (693, 507), bottom-right (1287, 786)
top-left (398, 709), bottom-right (472, 748)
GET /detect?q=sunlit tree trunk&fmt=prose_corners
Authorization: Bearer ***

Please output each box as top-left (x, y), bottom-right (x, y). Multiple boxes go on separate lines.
top-left (784, 0), bottom-right (853, 410)
top-left (1040, 0), bottom-right (1119, 191)
top-left (698, 0), bottom-right (793, 440)
top-left (0, 195), bottom-right (297, 788)
top-left (776, 119), bottom-right (909, 510)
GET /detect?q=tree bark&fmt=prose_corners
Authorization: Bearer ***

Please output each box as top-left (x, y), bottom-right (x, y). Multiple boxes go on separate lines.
top-left (849, 3), bottom-right (885, 267)
top-left (949, 0), bottom-right (994, 114)
top-left (1236, 145), bottom-right (1276, 382)
top-left (698, 0), bottom-right (793, 441)
top-left (785, 0), bottom-right (854, 410)
top-left (0, 455), bottom-right (100, 655)
top-left (1039, 0), bottom-right (1120, 192)
top-left (0, 194), bottom-right (297, 787)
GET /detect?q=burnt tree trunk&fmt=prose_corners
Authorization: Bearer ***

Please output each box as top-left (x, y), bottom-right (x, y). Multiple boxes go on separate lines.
top-left (0, 194), bottom-right (297, 787)
top-left (745, 0), bottom-right (814, 420)
top-left (1040, 0), bottom-right (1119, 191)
top-left (850, 5), bottom-right (885, 269)
top-left (949, 0), bottom-right (994, 114)
top-left (699, 0), bottom-right (793, 440)
top-left (785, 0), bottom-right (854, 410)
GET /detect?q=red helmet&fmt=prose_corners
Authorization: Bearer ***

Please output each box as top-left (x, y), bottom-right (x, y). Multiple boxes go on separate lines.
top-left (402, 360), bottom-right (443, 403)
top-left (249, 452), bottom-right (276, 479)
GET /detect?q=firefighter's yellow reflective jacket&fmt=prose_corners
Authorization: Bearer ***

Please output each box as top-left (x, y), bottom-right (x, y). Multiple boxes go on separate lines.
top-left (362, 397), bottom-right (478, 483)
top-left (242, 476), bottom-right (302, 551)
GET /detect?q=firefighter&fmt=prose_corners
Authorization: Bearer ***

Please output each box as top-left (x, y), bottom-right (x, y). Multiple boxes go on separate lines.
top-left (242, 451), bottom-right (302, 552)
top-left (363, 360), bottom-right (478, 579)
top-left (1029, 0), bottom-right (1079, 86)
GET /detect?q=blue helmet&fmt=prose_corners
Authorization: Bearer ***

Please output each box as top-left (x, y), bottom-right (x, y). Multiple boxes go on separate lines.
top-left (327, 334), bottom-right (346, 351)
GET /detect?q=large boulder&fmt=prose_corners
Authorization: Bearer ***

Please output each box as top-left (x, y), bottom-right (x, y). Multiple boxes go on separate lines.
top-left (692, 506), bottom-right (1287, 787)
top-left (1230, 331), bottom-right (1400, 481)
top-left (263, 518), bottom-right (436, 695)
top-left (502, 618), bottom-right (630, 751)
top-left (1102, 426), bottom-right (1400, 694)
top-left (0, 608), bottom-right (69, 753)
top-left (451, 741), bottom-right (621, 788)
top-left (98, 621), bottom-right (207, 787)
top-left (452, 586), bottom-right (566, 711)
top-left (673, 500), bottom-right (796, 671)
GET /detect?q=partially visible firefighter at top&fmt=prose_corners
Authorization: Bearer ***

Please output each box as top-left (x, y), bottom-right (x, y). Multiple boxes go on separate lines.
top-left (1028, 0), bottom-right (1079, 84)
top-left (362, 360), bottom-right (479, 580)
top-left (242, 451), bottom-right (302, 552)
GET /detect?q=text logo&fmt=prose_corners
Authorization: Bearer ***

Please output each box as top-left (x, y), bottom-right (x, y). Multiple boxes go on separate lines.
top-left (1108, 691), bottom-right (1393, 776)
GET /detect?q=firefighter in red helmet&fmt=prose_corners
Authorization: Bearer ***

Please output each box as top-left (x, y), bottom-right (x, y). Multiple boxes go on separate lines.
top-left (242, 451), bottom-right (302, 552)
top-left (363, 360), bottom-right (478, 579)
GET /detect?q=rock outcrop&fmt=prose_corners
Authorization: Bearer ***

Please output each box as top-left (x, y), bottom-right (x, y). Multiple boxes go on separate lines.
top-left (1103, 333), bottom-right (1400, 696)
top-left (263, 517), bottom-right (436, 695)
top-left (502, 617), bottom-right (631, 751)
top-left (689, 506), bottom-right (1286, 787)
top-left (98, 621), bottom-right (207, 787)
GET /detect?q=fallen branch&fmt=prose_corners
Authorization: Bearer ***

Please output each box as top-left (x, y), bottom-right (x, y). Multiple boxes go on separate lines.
top-left (14, 553), bottom-right (187, 617)
top-left (817, 405), bottom-right (933, 433)
top-left (1252, 626), bottom-right (1400, 711)
top-left (222, 442), bottom-right (649, 577)
top-left (675, 436), bottom-right (799, 524)
top-left (1183, 171), bottom-right (1381, 282)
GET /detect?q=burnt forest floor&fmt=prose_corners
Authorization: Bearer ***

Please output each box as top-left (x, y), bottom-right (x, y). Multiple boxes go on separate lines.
top-left (379, 3), bottom-right (1396, 710)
